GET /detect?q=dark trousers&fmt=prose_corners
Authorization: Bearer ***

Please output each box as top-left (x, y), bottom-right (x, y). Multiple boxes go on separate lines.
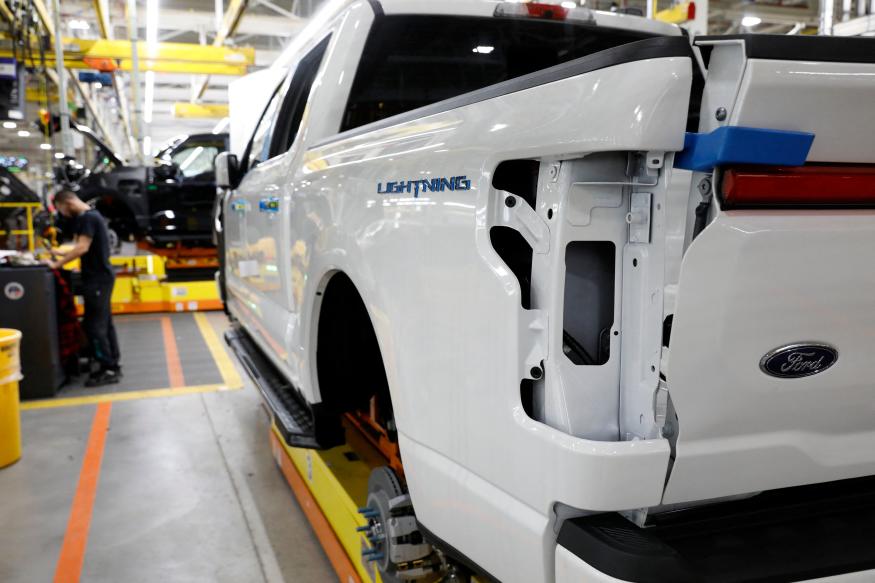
top-left (81, 279), bottom-right (120, 370)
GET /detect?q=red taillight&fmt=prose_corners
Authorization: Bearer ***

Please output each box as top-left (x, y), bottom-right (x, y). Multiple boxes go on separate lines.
top-left (494, 2), bottom-right (570, 21)
top-left (721, 165), bottom-right (875, 208)
top-left (525, 2), bottom-right (569, 19)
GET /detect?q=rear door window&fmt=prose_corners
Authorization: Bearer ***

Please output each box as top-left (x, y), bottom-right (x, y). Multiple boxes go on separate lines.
top-left (341, 15), bottom-right (653, 132)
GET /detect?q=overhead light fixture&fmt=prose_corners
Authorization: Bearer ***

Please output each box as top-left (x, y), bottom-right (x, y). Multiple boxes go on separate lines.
top-left (17, 130), bottom-right (30, 137)
top-left (54, 152), bottom-right (65, 159)
top-left (2, 121), bottom-right (16, 129)
top-left (741, 15), bottom-right (762, 27)
top-left (211, 117), bottom-right (230, 134)
top-left (40, 143), bottom-right (52, 150)
top-left (472, 46), bottom-right (495, 54)
top-left (143, 135), bottom-right (152, 156)
top-left (69, 19), bottom-right (90, 31)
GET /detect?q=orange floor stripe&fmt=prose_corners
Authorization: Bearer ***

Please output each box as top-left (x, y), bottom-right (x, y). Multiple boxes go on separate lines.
top-left (270, 430), bottom-right (362, 583)
top-left (53, 403), bottom-right (112, 583)
top-left (160, 316), bottom-right (186, 388)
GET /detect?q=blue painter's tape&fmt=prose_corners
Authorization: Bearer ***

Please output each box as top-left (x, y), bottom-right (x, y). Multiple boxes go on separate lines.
top-left (674, 126), bottom-right (815, 172)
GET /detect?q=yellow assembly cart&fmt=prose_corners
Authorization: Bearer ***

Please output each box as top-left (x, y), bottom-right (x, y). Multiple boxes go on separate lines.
top-left (0, 328), bottom-right (23, 468)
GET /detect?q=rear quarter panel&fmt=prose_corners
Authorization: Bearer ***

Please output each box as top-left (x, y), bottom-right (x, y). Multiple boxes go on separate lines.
top-left (284, 55), bottom-right (691, 582)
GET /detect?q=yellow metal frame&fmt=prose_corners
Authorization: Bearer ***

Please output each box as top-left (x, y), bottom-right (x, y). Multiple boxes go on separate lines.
top-left (49, 251), bottom-right (223, 315)
top-left (271, 424), bottom-right (489, 583)
top-left (0, 38), bottom-right (254, 76)
top-left (0, 202), bottom-right (42, 253)
top-left (172, 103), bottom-right (230, 119)
top-left (272, 426), bottom-right (379, 583)
top-left (0, 0), bottom-right (13, 23)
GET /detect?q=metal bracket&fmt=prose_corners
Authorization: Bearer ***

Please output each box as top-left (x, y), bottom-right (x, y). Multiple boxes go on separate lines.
top-left (645, 150), bottom-right (664, 173)
top-left (496, 190), bottom-right (550, 254)
top-left (653, 379), bottom-right (669, 433)
top-left (626, 192), bottom-right (652, 244)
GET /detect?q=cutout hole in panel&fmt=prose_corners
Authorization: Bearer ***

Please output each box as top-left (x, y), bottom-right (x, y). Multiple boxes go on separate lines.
top-left (563, 241), bottom-right (615, 366)
top-left (490, 226), bottom-right (533, 309)
top-left (493, 159), bottom-right (539, 209)
top-left (520, 379), bottom-right (535, 419)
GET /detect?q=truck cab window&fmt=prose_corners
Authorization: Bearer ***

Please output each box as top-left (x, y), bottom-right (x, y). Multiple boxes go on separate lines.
top-left (245, 82), bottom-right (285, 170)
top-left (341, 15), bottom-right (652, 132)
top-left (269, 36), bottom-right (331, 157)
top-left (171, 142), bottom-right (221, 180)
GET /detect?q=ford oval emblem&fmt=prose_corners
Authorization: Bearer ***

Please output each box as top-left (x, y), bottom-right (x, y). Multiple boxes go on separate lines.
top-left (760, 343), bottom-right (838, 379)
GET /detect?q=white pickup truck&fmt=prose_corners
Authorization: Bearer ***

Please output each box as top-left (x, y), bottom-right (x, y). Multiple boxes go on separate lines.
top-left (216, 1), bottom-right (875, 581)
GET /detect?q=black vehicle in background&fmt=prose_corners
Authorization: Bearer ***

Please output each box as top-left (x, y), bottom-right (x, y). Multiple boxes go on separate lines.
top-left (64, 125), bottom-right (228, 248)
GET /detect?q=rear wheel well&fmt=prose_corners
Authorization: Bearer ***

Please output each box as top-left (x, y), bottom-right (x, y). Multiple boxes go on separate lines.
top-left (315, 272), bottom-right (393, 423)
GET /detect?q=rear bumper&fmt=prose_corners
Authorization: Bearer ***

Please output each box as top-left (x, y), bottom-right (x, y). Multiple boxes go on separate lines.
top-left (556, 476), bottom-right (875, 583)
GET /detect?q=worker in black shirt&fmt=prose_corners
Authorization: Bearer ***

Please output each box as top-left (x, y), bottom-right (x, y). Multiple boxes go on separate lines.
top-left (49, 190), bottom-right (121, 386)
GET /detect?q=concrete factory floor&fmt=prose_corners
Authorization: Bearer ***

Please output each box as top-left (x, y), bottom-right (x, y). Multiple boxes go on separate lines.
top-left (0, 312), bottom-right (334, 583)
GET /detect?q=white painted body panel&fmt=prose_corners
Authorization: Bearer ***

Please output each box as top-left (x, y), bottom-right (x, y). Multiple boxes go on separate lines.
top-left (664, 210), bottom-right (875, 504)
top-left (731, 59), bottom-right (875, 163)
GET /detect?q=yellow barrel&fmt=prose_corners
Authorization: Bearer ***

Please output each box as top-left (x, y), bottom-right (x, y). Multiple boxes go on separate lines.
top-left (0, 329), bottom-right (23, 468)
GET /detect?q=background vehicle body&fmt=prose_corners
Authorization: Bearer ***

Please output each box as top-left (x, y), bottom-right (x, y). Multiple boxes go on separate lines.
top-left (69, 126), bottom-right (228, 247)
top-left (220, 1), bottom-right (875, 581)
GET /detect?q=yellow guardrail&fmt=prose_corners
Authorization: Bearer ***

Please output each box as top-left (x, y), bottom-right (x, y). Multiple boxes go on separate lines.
top-left (0, 202), bottom-right (43, 253)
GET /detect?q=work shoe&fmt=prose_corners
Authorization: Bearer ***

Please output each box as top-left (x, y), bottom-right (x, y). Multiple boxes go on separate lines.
top-left (85, 369), bottom-right (121, 387)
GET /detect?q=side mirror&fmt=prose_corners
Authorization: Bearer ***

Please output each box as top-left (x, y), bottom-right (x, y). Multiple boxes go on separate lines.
top-left (215, 152), bottom-right (241, 189)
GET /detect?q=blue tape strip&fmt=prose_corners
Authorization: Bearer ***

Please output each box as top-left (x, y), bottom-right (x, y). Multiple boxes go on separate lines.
top-left (674, 126), bottom-right (815, 172)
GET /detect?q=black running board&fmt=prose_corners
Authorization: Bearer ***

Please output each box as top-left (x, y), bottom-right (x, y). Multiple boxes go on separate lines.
top-left (224, 326), bottom-right (341, 449)
top-left (558, 474), bottom-right (875, 582)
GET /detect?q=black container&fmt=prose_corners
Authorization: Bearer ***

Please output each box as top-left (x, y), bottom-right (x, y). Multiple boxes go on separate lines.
top-left (0, 265), bottom-right (64, 399)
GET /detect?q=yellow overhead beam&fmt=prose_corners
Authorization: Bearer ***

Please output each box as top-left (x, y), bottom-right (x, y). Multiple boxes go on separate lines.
top-left (62, 38), bottom-right (254, 66)
top-left (0, 39), bottom-right (254, 75)
top-left (5, 54), bottom-right (251, 75)
top-left (0, 0), bottom-right (13, 23)
top-left (172, 102), bottom-right (230, 118)
top-left (93, 0), bottom-right (113, 39)
top-left (194, 0), bottom-right (249, 101)
top-left (30, 0), bottom-right (54, 37)
top-left (215, 0), bottom-right (249, 46)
